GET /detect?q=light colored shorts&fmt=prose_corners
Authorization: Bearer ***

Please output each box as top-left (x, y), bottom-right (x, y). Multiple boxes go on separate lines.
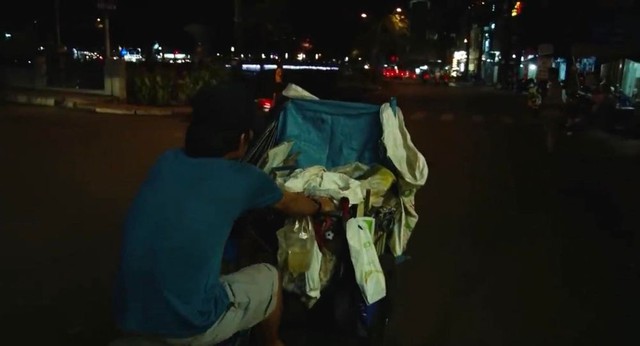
top-left (166, 263), bottom-right (280, 346)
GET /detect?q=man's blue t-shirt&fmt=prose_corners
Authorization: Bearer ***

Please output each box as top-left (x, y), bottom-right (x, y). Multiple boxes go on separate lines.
top-left (114, 149), bottom-right (283, 338)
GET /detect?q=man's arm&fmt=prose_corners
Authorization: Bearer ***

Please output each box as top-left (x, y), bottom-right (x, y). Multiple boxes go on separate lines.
top-left (272, 190), bottom-right (334, 217)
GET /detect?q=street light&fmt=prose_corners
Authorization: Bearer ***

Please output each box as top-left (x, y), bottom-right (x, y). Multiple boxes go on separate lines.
top-left (361, 13), bottom-right (368, 18)
top-left (396, 7), bottom-right (402, 13)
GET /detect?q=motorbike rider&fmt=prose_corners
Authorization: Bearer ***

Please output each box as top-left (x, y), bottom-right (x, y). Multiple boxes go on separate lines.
top-left (113, 83), bottom-right (335, 346)
top-left (591, 82), bottom-right (617, 131)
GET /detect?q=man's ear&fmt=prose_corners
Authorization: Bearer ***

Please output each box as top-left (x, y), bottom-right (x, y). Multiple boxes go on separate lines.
top-left (239, 130), bottom-right (254, 147)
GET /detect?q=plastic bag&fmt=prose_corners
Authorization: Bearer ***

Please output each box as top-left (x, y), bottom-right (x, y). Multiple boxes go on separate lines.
top-left (330, 162), bottom-right (370, 179)
top-left (380, 103), bottom-right (428, 256)
top-left (283, 166), bottom-right (365, 205)
top-left (277, 217), bottom-right (316, 276)
top-left (346, 217), bottom-right (386, 305)
top-left (359, 164), bottom-right (397, 207)
top-left (262, 141), bottom-right (294, 174)
top-left (282, 83), bottom-right (320, 100)
top-left (276, 217), bottom-right (324, 302)
top-left (305, 242), bottom-right (322, 299)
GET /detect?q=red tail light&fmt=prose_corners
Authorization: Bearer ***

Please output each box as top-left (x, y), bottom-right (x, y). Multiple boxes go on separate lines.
top-left (257, 98), bottom-right (273, 112)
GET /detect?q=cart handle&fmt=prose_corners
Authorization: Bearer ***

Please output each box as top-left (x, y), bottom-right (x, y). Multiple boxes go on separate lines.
top-left (390, 97), bottom-right (397, 117)
top-left (269, 165), bottom-right (298, 179)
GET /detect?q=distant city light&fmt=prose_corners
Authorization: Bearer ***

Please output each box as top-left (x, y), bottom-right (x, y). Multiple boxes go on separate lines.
top-left (512, 1), bottom-right (522, 16)
top-left (122, 48), bottom-right (144, 62)
top-left (163, 53), bottom-right (187, 59)
top-left (455, 51), bottom-right (467, 59)
top-left (73, 49), bottom-right (103, 61)
top-left (4, 32), bottom-right (11, 39)
top-left (241, 64), bottom-right (339, 72)
top-left (361, 13), bottom-right (368, 18)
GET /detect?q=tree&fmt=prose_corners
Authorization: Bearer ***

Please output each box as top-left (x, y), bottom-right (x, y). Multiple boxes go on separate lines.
top-left (232, 0), bottom-right (292, 55)
top-left (407, 0), bottom-right (455, 62)
top-left (350, 12), bottom-right (410, 83)
top-left (244, 0), bottom-right (292, 55)
top-left (184, 24), bottom-right (212, 60)
top-left (354, 12), bottom-right (410, 62)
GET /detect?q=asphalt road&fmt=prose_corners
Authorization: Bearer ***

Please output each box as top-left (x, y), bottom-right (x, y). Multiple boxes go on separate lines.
top-left (1, 82), bottom-right (639, 345)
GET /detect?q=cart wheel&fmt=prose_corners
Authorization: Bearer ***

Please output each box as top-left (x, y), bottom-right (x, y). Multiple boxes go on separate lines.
top-left (333, 285), bottom-right (358, 332)
top-left (358, 254), bottom-right (397, 345)
top-left (358, 299), bottom-right (389, 346)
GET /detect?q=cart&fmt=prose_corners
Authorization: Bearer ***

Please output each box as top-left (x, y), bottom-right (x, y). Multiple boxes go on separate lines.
top-left (224, 86), bottom-right (428, 345)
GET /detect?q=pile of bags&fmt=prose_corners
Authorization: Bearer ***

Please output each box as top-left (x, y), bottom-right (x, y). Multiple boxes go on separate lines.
top-left (259, 89), bottom-right (429, 308)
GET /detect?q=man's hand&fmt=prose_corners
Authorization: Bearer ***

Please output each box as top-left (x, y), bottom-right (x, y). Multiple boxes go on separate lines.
top-left (273, 191), bottom-right (336, 217)
top-left (313, 196), bottom-right (336, 214)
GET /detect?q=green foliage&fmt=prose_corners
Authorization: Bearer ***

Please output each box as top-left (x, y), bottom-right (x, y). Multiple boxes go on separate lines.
top-left (128, 63), bottom-right (229, 106)
top-left (353, 13), bottom-right (411, 62)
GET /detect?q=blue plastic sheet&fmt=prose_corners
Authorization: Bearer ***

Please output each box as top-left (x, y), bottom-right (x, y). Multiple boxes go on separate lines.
top-left (275, 99), bottom-right (383, 169)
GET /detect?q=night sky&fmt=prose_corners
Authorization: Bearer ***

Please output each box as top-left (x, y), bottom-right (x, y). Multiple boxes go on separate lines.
top-left (2, 0), bottom-right (408, 55)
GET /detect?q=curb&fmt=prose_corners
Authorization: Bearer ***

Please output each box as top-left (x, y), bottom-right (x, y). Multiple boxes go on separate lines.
top-left (3, 92), bottom-right (191, 117)
top-left (95, 106), bottom-right (136, 115)
top-left (4, 93), bottom-right (56, 106)
top-left (135, 108), bottom-right (173, 116)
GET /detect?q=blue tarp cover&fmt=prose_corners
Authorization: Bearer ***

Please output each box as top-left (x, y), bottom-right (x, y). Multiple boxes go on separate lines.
top-left (275, 99), bottom-right (383, 169)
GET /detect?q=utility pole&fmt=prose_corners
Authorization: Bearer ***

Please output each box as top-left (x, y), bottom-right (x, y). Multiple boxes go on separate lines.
top-left (498, 0), bottom-right (513, 89)
top-left (55, 0), bottom-right (62, 49)
top-left (104, 11), bottom-right (111, 58)
top-left (233, 0), bottom-right (243, 55)
top-left (97, 0), bottom-right (116, 58)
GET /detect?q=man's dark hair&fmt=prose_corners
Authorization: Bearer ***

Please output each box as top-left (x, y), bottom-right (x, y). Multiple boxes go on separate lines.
top-left (185, 83), bottom-right (255, 158)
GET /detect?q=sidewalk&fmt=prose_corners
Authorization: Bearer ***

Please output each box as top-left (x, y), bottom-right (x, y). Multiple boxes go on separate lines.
top-left (553, 128), bottom-right (640, 254)
top-left (1, 88), bottom-right (191, 116)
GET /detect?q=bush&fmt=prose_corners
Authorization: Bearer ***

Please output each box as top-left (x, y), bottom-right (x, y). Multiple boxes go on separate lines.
top-left (128, 62), bottom-right (229, 106)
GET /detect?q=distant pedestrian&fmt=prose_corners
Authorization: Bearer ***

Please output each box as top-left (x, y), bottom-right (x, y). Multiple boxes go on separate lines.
top-left (540, 68), bottom-right (566, 152)
top-left (273, 62), bottom-right (284, 102)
